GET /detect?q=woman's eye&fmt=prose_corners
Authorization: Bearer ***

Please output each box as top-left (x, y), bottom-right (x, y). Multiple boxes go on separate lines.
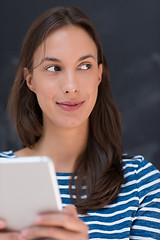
top-left (80, 64), bottom-right (92, 70)
top-left (46, 65), bottom-right (61, 72)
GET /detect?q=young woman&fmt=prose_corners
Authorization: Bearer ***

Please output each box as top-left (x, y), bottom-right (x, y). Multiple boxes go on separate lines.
top-left (0, 6), bottom-right (160, 240)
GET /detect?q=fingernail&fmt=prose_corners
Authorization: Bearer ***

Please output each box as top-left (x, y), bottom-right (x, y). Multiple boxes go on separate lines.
top-left (0, 220), bottom-right (4, 226)
top-left (18, 230), bottom-right (28, 239)
top-left (18, 234), bottom-right (26, 240)
top-left (35, 215), bottom-right (43, 223)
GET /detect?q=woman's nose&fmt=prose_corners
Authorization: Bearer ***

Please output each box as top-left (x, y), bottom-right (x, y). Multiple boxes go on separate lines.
top-left (63, 71), bottom-right (79, 94)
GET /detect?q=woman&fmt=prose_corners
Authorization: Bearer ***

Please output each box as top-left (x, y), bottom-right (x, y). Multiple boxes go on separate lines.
top-left (0, 6), bottom-right (160, 240)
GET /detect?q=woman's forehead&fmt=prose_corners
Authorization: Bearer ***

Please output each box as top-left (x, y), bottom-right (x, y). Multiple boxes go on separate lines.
top-left (33, 25), bottom-right (98, 65)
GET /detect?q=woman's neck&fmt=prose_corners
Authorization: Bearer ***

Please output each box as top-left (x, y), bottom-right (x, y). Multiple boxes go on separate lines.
top-left (15, 122), bottom-right (89, 173)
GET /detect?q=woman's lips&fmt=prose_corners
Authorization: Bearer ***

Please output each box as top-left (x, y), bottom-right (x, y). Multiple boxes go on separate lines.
top-left (56, 101), bottom-right (85, 111)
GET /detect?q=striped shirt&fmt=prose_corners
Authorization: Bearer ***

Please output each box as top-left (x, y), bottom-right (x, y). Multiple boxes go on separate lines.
top-left (0, 151), bottom-right (160, 239)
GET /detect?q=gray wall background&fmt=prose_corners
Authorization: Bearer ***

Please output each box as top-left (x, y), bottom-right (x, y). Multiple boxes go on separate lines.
top-left (0, 0), bottom-right (160, 169)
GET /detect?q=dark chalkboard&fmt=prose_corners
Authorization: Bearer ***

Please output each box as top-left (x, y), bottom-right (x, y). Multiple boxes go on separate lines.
top-left (0, 0), bottom-right (160, 169)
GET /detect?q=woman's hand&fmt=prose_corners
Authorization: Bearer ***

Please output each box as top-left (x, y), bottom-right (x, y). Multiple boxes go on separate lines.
top-left (19, 205), bottom-right (89, 240)
top-left (0, 219), bottom-right (20, 240)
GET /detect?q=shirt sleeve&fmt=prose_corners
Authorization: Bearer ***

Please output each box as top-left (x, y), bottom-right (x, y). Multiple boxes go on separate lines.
top-left (130, 157), bottom-right (160, 239)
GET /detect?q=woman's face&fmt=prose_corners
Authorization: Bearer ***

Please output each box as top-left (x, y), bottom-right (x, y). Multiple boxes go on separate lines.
top-left (25, 25), bottom-right (102, 131)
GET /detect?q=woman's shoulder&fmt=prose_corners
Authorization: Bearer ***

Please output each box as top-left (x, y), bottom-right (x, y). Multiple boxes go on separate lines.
top-left (0, 150), bottom-right (16, 158)
top-left (122, 154), bottom-right (160, 193)
top-left (122, 154), bottom-right (159, 173)
top-left (0, 148), bottom-right (34, 158)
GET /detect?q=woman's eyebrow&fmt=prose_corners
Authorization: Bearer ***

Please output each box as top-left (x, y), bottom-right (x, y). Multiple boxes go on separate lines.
top-left (33, 57), bottom-right (60, 70)
top-left (40, 55), bottom-right (96, 64)
top-left (79, 54), bottom-right (96, 61)
top-left (40, 57), bottom-right (61, 64)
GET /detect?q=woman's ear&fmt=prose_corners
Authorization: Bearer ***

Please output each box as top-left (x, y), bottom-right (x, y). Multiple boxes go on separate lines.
top-left (98, 63), bottom-right (103, 85)
top-left (23, 67), bottom-right (35, 92)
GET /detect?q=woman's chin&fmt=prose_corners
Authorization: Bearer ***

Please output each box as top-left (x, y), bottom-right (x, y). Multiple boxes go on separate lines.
top-left (59, 118), bottom-right (88, 130)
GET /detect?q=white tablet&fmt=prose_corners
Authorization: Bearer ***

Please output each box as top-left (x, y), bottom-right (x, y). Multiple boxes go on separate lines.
top-left (0, 156), bottom-right (62, 230)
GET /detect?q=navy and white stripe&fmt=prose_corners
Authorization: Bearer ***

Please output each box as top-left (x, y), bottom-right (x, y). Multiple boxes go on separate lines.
top-left (0, 151), bottom-right (160, 239)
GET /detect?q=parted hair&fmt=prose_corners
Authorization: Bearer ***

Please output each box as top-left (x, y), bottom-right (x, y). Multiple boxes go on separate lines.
top-left (8, 6), bottom-right (124, 214)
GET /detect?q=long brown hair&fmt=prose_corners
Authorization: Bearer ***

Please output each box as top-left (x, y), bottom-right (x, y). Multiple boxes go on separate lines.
top-left (8, 6), bottom-right (124, 214)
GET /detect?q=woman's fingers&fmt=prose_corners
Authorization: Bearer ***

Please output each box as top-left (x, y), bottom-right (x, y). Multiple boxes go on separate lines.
top-left (0, 219), bottom-right (20, 240)
top-left (19, 205), bottom-right (89, 240)
top-left (35, 210), bottom-right (88, 233)
top-left (0, 232), bottom-right (20, 240)
top-left (0, 219), bottom-right (6, 230)
top-left (0, 219), bottom-right (19, 240)
top-left (20, 226), bottom-right (88, 240)
top-left (63, 204), bottom-right (78, 218)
